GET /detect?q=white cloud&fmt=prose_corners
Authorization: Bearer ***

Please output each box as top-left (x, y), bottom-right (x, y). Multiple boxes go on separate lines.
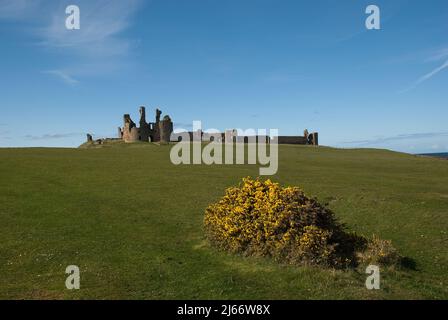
top-left (0, 0), bottom-right (41, 19)
top-left (43, 70), bottom-right (79, 85)
top-left (38, 0), bottom-right (143, 57)
top-left (427, 47), bottom-right (448, 62)
top-left (343, 132), bottom-right (448, 146)
top-left (400, 47), bottom-right (448, 93)
top-left (24, 133), bottom-right (84, 140)
top-left (0, 0), bottom-right (144, 84)
top-left (415, 60), bottom-right (448, 85)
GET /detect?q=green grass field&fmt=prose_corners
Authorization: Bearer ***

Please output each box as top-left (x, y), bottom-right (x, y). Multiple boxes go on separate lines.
top-left (0, 143), bottom-right (447, 299)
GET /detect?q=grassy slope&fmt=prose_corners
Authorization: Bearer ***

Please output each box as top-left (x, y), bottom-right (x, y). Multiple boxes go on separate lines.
top-left (0, 144), bottom-right (447, 299)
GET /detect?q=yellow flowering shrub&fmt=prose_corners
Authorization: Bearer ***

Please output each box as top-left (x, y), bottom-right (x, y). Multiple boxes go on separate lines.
top-left (291, 226), bottom-right (335, 265)
top-left (205, 177), bottom-right (349, 266)
top-left (204, 177), bottom-right (400, 268)
top-left (356, 235), bottom-right (401, 266)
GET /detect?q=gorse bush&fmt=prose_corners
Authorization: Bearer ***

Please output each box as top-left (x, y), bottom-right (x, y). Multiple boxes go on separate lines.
top-left (289, 225), bottom-right (335, 265)
top-left (204, 177), bottom-right (399, 268)
top-left (356, 235), bottom-right (401, 266)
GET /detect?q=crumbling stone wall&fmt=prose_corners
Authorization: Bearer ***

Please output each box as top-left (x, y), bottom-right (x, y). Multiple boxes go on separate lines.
top-left (111, 107), bottom-right (318, 146)
top-left (277, 136), bottom-right (308, 144)
top-left (171, 129), bottom-right (318, 145)
top-left (278, 130), bottom-right (319, 145)
top-left (309, 132), bottom-right (318, 146)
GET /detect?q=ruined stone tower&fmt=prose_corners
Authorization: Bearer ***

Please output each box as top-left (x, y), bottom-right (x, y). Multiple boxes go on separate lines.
top-left (159, 115), bottom-right (174, 143)
top-left (138, 106), bottom-right (151, 142)
top-left (121, 114), bottom-right (139, 142)
top-left (118, 107), bottom-right (173, 143)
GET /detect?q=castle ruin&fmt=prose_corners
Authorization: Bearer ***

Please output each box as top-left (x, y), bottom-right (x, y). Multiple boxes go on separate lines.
top-left (118, 107), bottom-right (173, 143)
top-left (85, 106), bottom-right (318, 146)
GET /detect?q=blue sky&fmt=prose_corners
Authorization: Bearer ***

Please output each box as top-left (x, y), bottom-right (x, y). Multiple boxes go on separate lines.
top-left (0, 0), bottom-right (447, 153)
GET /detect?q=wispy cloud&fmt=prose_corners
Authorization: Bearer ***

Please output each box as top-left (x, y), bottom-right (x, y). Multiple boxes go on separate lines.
top-left (42, 70), bottom-right (79, 85)
top-left (343, 132), bottom-right (448, 146)
top-left (415, 60), bottom-right (448, 84)
top-left (0, 0), bottom-right (144, 84)
top-left (400, 47), bottom-right (448, 93)
top-left (38, 0), bottom-right (142, 57)
top-left (426, 47), bottom-right (448, 62)
top-left (24, 133), bottom-right (84, 140)
top-left (0, 0), bottom-right (41, 19)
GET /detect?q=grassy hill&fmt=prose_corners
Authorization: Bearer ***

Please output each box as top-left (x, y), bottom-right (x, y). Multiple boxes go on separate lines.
top-left (0, 144), bottom-right (447, 299)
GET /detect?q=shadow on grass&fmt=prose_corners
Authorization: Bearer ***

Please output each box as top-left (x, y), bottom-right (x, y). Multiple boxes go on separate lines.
top-left (399, 256), bottom-right (418, 271)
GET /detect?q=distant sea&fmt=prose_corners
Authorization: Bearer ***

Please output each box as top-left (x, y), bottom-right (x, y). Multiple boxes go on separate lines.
top-left (418, 153), bottom-right (448, 159)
